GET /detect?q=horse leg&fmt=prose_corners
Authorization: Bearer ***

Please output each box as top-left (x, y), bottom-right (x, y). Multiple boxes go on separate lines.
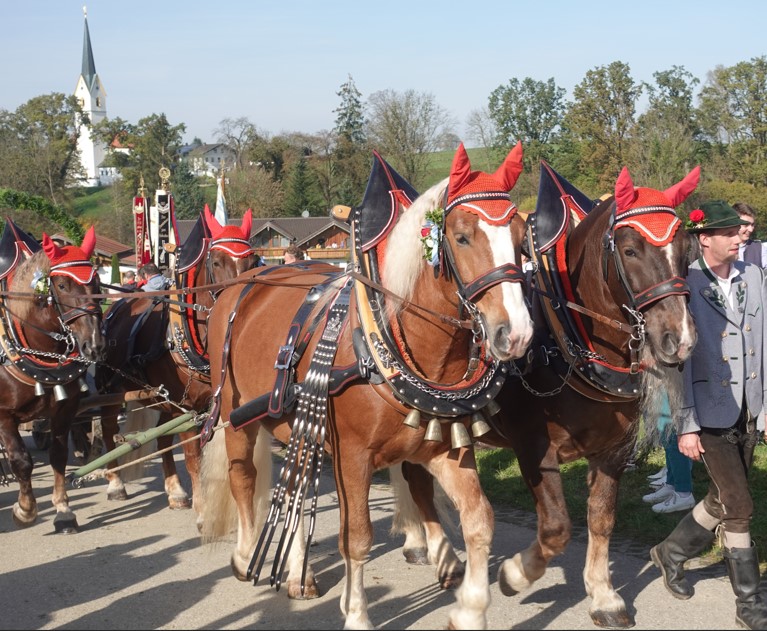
top-left (1, 419), bottom-right (38, 527)
top-left (392, 462), bottom-right (465, 588)
top-left (497, 449), bottom-right (569, 595)
top-left (178, 428), bottom-right (202, 515)
top-left (582, 462), bottom-right (633, 629)
top-left (157, 426), bottom-right (192, 510)
top-left (424, 449), bottom-right (493, 630)
top-left (99, 402), bottom-right (129, 501)
top-left (49, 415), bottom-right (78, 533)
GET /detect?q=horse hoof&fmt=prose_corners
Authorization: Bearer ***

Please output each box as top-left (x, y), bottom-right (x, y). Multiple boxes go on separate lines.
top-left (54, 517), bottom-right (79, 534)
top-left (287, 580), bottom-right (321, 600)
top-left (168, 497), bottom-right (192, 510)
top-left (591, 610), bottom-right (635, 629)
top-left (403, 547), bottom-right (429, 565)
top-left (107, 488), bottom-right (129, 501)
top-left (438, 571), bottom-right (464, 590)
top-left (11, 509), bottom-right (37, 529)
top-left (497, 571), bottom-right (520, 597)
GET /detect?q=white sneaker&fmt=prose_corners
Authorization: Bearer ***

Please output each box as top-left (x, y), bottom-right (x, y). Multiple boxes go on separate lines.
top-left (648, 474), bottom-right (667, 489)
top-left (647, 466), bottom-right (667, 481)
top-left (652, 492), bottom-right (695, 514)
top-left (642, 483), bottom-right (675, 504)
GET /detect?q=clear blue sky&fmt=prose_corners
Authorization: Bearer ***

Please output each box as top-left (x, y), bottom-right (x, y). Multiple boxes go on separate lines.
top-left (2, 1), bottom-right (765, 146)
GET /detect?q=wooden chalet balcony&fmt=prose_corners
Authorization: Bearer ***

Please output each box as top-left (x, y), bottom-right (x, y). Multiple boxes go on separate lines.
top-left (256, 247), bottom-right (351, 262)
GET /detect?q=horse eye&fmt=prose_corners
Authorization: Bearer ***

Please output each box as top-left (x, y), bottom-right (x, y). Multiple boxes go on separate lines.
top-left (455, 234), bottom-right (470, 246)
top-left (623, 247), bottom-right (636, 257)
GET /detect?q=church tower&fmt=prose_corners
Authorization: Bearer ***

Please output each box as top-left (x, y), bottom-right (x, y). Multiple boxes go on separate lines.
top-left (74, 6), bottom-right (107, 187)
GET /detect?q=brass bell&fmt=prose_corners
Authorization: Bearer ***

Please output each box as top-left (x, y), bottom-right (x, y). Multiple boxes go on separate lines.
top-left (402, 408), bottom-right (421, 429)
top-left (53, 384), bottom-right (68, 401)
top-left (424, 417), bottom-right (443, 442)
top-left (470, 411), bottom-right (492, 438)
top-left (34, 381), bottom-right (46, 397)
top-left (484, 398), bottom-right (501, 417)
top-left (450, 422), bottom-right (472, 450)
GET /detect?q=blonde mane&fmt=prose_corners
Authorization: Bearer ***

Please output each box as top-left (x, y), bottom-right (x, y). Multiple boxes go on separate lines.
top-left (8, 251), bottom-right (50, 321)
top-left (381, 177), bottom-right (448, 314)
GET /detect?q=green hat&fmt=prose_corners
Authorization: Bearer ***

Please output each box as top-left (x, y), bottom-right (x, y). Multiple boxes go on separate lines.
top-left (685, 200), bottom-right (750, 233)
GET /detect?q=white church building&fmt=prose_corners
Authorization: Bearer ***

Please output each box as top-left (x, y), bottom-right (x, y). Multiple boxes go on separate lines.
top-left (73, 8), bottom-right (120, 187)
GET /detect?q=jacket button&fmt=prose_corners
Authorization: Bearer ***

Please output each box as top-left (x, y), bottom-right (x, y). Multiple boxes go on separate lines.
top-left (746, 325), bottom-right (752, 331)
top-left (721, 331), bottom-right (728, 338)
top-left (752, 372), bottom-right (757, 379)
top-left (722, 380), bottom-right (729, 386)
top-left (723, 356), bottom-right (729, 362)
top-left (750, 349), bottom-right (756, 355)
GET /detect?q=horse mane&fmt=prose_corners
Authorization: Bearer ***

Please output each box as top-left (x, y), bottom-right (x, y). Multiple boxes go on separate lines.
top-left (8, 251), bottom-right (50, 321)
top-left (382, 176), bottom-right (448, 312)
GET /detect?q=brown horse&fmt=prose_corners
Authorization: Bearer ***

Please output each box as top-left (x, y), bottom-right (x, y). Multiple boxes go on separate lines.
top-left (198, 143), bottom-right (534, 629)
top-left (391, 161), bottom-right (701, 629)
top-left (93, 208), bottom-right (258, 517)
top-left (0, 220), bottom-right (105, 533)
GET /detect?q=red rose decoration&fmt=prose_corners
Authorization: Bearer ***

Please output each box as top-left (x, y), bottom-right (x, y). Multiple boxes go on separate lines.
top-left (421, 227), bottom-right (431, 237)
top-left (689, 209), bottom-right (705, 223)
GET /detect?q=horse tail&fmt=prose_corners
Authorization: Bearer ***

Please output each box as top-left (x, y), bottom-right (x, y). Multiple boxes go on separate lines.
top-left (199, 423), bottom-right (273, 544)
top-left (117, 400), bottom-right (162, 482)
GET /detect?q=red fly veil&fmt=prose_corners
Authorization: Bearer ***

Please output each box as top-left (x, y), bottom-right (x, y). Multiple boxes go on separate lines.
top-left (204, 206), bottom-right (254, 257)
top-left (445, 141), bottom-right (523, 225)
top-left (41, 226), bottom-right (97, 284)
top-left (613, 166), bottom-right (701, 246)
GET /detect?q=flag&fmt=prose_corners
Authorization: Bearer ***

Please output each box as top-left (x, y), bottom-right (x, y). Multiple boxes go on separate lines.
top-left (215, 173), bottom-right (228, 225)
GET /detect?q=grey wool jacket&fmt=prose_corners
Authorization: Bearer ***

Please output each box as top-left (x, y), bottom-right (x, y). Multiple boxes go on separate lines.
top-left (676, 257), bottom-right (767, 434)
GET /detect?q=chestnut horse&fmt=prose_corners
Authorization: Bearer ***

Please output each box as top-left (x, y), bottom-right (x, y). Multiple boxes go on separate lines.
top-left (93, 208), bottom-right (258, 516)
top-left (0, 220), bottom-right (105, 533)
top-left (391, 161), bottom-right (701, 628)
top-left (199, 143), bottom-right (534, 629)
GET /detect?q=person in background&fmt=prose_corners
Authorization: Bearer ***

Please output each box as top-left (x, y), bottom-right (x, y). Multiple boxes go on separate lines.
top-left (283, 244), bottom-right (303, 264)
top-left (642, 391), bottom-right (695, 513)
top-left (734, 202), bottom-right (766, 267)
top-left (121, 270), bottom-right (138, 291)
top-left (649, 200), bottom-right (767, 629)
top-left (138, 262), bottom-right (171, 291)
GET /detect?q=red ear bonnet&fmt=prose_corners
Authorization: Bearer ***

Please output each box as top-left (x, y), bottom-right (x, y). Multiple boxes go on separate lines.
top-left (204, 206), bottom-right (254, 258)
top-left (613, 166), bottom-right (700, 246)
top-left (42, 226), bottom-right (97, 284)
top-left (444, 141), bottom-right (523, 226)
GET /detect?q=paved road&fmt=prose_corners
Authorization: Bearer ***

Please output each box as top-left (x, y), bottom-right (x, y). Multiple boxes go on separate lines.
top-left (0, 435), bottom-right (741, 630)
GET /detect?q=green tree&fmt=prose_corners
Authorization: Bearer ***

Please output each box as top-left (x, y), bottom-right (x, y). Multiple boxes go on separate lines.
top-left (366, 89), bottom-right (455, 189)
top-left (487, 77), bottom-right (566, 168)
top-left (629, 66), bottom-right (702, 189)
top-left (171, 161), bottom-right (206, 219)
top-left (283, 156), bottom-right (323, 216)
top-left (332, 74), bottom-right (370, 206)
top-left (214, 117), bottom-right (258, 170)
top-left (698, 56), bottom-right (767, 187)
top-left (0, 93), bottom-right (86, 203)
top-left (560, 61), bottom-right (642, 191)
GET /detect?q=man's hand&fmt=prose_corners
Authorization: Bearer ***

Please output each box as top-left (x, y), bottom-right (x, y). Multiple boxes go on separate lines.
top-left (678, 432), bottom-right (704, 461)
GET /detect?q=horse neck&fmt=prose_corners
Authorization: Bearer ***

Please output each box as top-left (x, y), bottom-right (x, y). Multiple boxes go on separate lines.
top-left (10, 301), bottom-right (66, 352)
top-left (394, 270), bottom-right (473, 382)
top-left (566, 209), bottom-right (631, 364)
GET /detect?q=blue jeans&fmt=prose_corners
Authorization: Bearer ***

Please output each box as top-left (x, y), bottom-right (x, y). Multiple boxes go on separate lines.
top-left (659, 394), bottom-right (693, 493)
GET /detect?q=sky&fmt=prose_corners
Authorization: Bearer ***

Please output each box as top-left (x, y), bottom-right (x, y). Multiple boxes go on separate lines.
top-left (2, 1), bottom-right (766, 147)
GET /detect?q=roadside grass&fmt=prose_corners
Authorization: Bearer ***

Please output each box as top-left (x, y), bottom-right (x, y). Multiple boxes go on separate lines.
top-left (476, 441), bottom-right (767, 569)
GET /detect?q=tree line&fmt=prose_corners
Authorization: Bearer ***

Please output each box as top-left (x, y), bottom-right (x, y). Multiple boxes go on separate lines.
top-left (0, 57), bottom-right (765, 244)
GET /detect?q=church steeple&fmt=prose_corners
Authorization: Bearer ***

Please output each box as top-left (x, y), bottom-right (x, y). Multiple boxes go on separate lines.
top-left (81, 6), bottom-right (97, 88)
top-left (74, 5), bottom-right (108, 187)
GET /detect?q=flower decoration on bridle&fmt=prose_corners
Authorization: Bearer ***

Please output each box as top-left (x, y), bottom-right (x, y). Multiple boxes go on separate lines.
top-left (420, 207), bottom-right (444, 267)
top-left (686, 208), bottom-right (707, 231)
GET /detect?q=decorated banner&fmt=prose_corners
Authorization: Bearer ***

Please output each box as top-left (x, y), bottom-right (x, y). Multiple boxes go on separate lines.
top-left (148, 167), bottom-right (178, 272)
top-left (132, 192), bottom-right (152, 269)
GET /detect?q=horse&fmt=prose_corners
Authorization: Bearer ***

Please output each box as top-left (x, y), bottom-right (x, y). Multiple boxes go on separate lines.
top-left (390, 160), bottom-right (702, 628)
top-left (198, 142), bottom-right (534, 630)
top-left (0, 219), bottom-right (105, 533)
top-left (93, 207), bottom-right (258, 516)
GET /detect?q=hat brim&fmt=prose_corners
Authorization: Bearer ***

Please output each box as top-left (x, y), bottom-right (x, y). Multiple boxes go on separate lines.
top-left (687, 218), bottom-right (750, 233)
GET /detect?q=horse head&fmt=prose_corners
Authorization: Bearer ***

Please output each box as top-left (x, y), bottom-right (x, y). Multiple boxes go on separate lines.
top-left (383, 142), bottom-right (533, 363)
top-left (575, 166), bottom-right (699, 370)
top-left (12, 227), bottom-right (106, 362)
top-left (203, 206), bottom-right (259, 282)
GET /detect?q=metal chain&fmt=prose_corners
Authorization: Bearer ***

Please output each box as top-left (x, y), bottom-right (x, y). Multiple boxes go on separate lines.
top-left (371, 336), bottom-right (499, 401)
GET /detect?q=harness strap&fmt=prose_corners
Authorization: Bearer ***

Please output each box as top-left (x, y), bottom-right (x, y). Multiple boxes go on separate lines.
top-left (268, 279), bottom-right (337, 418)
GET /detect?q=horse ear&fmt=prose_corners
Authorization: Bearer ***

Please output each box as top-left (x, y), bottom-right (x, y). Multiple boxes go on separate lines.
top-left (614, 167), bottom-right (636, 211)
top-left (42, 233), bottom-right (62, 262)
top-left (240, 209), bottom-right (253, 239)
top-left (664, 166), bottom-right (700, 208)
top-left (447, 143), bottom-right (472, 200)
top-left (204, 204), bottom-right (222, 237)
top-left (493, 141), bottom-right (524, 191)
top-left (80, 226), bottom-right (96, 259)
